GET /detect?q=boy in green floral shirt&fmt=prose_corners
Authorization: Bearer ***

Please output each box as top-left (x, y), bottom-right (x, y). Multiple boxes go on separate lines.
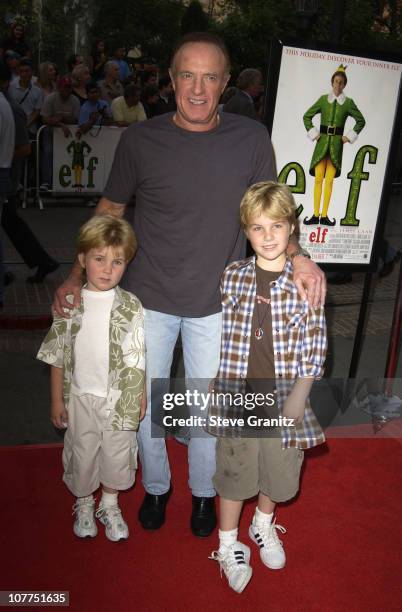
top-left (37, 215), bottom-right (146, 541)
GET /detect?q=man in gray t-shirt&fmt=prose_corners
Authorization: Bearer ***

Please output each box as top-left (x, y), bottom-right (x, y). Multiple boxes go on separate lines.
top-left (54, 33), bottom-right (325, 538)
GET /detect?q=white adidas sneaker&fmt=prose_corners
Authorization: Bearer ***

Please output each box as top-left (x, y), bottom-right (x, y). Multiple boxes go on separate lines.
top-left (209, 541), bottom-right (252, 593)
top-left (249, 518), bottom-right (286, 569)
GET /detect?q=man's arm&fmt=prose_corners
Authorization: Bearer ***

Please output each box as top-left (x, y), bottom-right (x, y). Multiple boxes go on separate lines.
top-left (286, 234), bottom-right (326, 308)
top-left (53, 197), bottom-right (126, 316)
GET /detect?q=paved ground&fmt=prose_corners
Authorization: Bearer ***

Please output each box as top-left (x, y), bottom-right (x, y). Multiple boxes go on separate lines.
top-left (0, 195), bottom-right (401, 445)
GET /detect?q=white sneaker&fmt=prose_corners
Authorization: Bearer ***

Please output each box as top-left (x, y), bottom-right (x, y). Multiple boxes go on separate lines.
top-left (209, 542), bottom-right (252, 593)
top-left (95, 504), bottom-right (129, 542)
top-left (72, 496), bottom-right (97, 538)
top-left (249, 519), bottom-right (286, 569)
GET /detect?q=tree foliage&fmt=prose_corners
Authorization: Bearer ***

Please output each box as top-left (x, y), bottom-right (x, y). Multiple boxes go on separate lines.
top-left (1, 0), bottom-right (401, 76)
top-left (90, 0), bottom-right (184, 68)
top-left (181, 1), bottom-right (209, 34)
top-left (213, 0), bottom-right (298, 75)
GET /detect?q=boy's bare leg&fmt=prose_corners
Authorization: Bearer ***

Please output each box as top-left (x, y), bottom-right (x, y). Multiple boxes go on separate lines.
top-left (257, 492), bottom-right (275, 515)
top-left (102, 486), bottom-right (117, 494)
top-left (220, 498), bottom-right (243, 531)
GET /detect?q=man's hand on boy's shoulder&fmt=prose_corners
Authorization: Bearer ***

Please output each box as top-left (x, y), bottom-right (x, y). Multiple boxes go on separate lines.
top-left (292, 256), bottom-right (326, 309)
top-left (53, 267), bottom-right (83, 318)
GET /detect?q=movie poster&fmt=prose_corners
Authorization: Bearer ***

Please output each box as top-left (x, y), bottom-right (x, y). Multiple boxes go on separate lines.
top-left (52, 126), bottom-right (124, 194)
top-left (271, 46), bottom-right (401, 265)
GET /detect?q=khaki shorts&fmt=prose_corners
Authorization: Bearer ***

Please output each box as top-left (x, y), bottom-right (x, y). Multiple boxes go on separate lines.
top-left (213, 435), bottom-right (304, 503)
top-left (63, 393), bottom-right (138, 497)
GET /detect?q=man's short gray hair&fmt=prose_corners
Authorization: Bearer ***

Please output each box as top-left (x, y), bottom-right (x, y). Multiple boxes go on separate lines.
top-left (105, 60), bottom-right (119, 75)
top-left (236, 68), bottom-right (262, 91)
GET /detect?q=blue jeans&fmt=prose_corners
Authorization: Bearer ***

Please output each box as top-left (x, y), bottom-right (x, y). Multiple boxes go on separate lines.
top-left (137, 309), bottom-right (222, 497)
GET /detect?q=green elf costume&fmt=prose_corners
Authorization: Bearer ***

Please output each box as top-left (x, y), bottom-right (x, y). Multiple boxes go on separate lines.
top-left (67, 136), bottom-right (91, 189)
top-left (303, 65), bottom-right (366, 226)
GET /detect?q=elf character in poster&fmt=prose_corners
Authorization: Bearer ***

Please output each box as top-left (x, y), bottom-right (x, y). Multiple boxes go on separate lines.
top-left (303, 64), bottom-right (366, 226)
top-left (67, 132), bottom-right (91, 190)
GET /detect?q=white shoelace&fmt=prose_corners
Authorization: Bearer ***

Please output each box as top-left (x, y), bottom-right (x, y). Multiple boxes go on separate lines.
top-left (254, 519), bottom-right (286, 549)
top-left (209, 546), bottom-right (248, 578)
top-left (72, 499), bottom-right (95, 524)
top-left (95, 505), bottom-right (123, 526)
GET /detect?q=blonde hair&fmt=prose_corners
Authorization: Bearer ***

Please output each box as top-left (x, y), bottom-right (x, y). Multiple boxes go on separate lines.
top-left (71, 63), bottom-right (90, 86)
top-left (77, 215), bottom-right (137, 261)
top-left (37, 61), bottom-right (57, 91)
top-left (240, 181), bottom-right (296, 228)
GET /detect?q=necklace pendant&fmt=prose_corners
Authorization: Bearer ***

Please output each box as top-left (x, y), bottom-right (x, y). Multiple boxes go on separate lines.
top-left (255, 327), bottom-right (264, 340)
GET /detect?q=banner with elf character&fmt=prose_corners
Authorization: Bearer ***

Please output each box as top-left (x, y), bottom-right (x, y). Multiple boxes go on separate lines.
top-left (267, 43), bottom-right (402, 266)
top-left (52, 126), bottom-right (125, 194)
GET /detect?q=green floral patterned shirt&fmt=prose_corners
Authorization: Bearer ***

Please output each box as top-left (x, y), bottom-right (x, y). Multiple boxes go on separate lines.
top-left (37, 286), bottom-right (145, 431)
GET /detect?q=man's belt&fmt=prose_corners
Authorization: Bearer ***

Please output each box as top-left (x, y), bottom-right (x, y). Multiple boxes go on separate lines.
top-left (320, 125), bottom-right (344, 136)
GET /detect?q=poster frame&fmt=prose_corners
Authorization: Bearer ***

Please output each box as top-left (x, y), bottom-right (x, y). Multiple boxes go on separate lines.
top-left (264, 38), bottom-right (402, 272)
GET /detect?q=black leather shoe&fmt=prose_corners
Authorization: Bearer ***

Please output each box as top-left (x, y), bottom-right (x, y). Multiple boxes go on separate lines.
top-left (191, 495), bottom-right (217, 537)
top-left (303, 215), bottom-right (319, 225)
top-left (138, 487), bottom-right (172, 530)
top-left (320, 215), bottom-right (336, 226)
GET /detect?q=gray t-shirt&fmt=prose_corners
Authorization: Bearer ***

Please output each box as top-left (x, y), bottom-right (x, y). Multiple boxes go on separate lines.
top-left (103, 112), bottom-right (276, 317)
top-left (41, 92), bottom-right (80, 123)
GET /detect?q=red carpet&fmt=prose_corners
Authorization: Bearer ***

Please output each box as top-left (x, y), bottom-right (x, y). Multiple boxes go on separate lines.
top-left (1, 438), bottom-right (401, 612)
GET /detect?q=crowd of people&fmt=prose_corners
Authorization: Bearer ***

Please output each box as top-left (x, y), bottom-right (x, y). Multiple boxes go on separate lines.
top-left (0, 20), bottom-right (182, 302)
top-left (0, 28), bottom-right (178, 135)
top-left (0, 21), bottom-right (178, 197)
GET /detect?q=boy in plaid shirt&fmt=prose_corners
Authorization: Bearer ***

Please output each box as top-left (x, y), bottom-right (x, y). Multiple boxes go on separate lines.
top-left (209, 182), bottom-right (327, 593)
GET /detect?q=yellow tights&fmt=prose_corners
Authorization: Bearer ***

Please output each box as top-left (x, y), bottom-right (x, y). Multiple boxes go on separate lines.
top-left (313, 157), bottom-right (336, 217)
top-left (74, 165), bottom-right (82, 186)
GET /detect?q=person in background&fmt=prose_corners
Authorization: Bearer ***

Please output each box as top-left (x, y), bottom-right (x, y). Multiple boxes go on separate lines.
top-left (40, 75), bottom-right (80, 190)
top-left (0, 20), bottom-right (31, 59)
top-left (110, 46), bottom-right (131, 82)
top-left (98, 61), bottom-right (123, 105)
top-left (0, 61), bottom-right (59, 285)
top-left (140, 70), bottom-right (158, 88)
top-left (66, 54), bottom-right (84, 75)
top-left (218, 86), bottom-right (238, 112)
top-left (0, 62), bottom-right (15, 308)
top-left (111, 83), bottom-right (146, 127)
top-left (153, 75), bottom-right (176, 116)
top-left (8, 58), bottom-right (43, 138)
top-left (71, 64), bottom-right (91, 106)
top-left (37, 61), bottom-right (58, 97)
top-left (89, 40), bottom-right (107, 81)
top-left (78, 81), bottom-right (113, 135)
top-left (141, 84), bottom-right (159, 119)
top-left (223, 68), bottom-right (263, 121)
top-left (4, 51), bottom-right (21, 82)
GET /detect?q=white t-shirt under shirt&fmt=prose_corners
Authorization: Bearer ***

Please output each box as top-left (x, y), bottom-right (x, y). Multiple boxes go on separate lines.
top-left (71, 288), bottom-right (115, 397)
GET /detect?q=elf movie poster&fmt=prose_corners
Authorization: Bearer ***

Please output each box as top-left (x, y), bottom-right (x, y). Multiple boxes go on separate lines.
top-left (271, 46), bottom-right (402, 265)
